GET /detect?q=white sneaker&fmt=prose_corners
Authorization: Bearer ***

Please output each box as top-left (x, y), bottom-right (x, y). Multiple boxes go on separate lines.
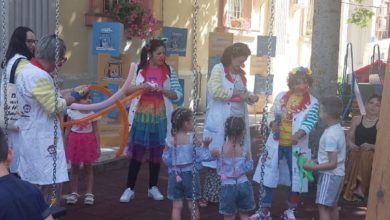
top-left (147, 186), bottom-right (164, 200)
top-left (119, 188), bottom-right (135, 203)
top-left (250, 210), bottom-right (272, 220)
top-left (282, 208), bottom-right (296, 220)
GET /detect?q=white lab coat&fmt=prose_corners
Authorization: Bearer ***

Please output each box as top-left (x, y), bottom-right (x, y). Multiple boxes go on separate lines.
top-left (0, 54), bottom-right (27, 173)
top-left (202, 63), bottom-right (251, 168)
top-left (15, 64), bottom-right (68, 185)
top-left (253, 91), bottom-right (318, 192)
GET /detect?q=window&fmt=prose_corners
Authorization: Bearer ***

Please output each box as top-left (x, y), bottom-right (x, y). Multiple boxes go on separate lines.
top-left (226, 0), bottom-right (251, 29)
top-left (227, 0), bottom-right (243, 27)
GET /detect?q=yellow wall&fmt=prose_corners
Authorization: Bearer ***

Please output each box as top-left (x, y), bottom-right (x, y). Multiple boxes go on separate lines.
top-left (58, 0), bottom-right (218, 109)
top-left (59, 0), bottom-right (219, 76)
top-left (59, 0), bottom-right (90, 76)
top-left (155, 0), bottom-right (219, 73)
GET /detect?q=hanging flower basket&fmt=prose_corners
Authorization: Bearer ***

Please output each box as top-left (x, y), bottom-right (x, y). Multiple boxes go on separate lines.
top-left (106, 0), bottom-right (157, 40)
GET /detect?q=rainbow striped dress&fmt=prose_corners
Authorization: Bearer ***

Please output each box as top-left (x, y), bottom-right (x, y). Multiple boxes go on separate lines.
top-left (128, 66), bottom-right (167, 149)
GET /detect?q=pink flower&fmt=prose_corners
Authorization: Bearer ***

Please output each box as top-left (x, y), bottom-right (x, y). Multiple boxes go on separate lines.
top-left (108, 0), bottom-right (157, 40)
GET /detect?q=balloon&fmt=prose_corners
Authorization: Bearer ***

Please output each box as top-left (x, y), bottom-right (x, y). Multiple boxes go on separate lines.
top-left (63, 86), bottom-right (143, 159)
top-left (69, 62), bottom-right (137, 111)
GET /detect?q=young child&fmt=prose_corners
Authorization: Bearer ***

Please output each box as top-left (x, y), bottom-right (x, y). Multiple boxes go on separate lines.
top-left (303, 96), bottom-right (346, 220)
top-left (65, 92), bottom-right (101, 205)
top-left (212, 116), bottom-right (255, 220)
top-left (162, 107), bottom-right (212, 220)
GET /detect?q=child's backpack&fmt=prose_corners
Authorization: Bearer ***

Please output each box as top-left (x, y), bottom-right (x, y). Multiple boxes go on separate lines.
top-left (0, 57), bottom-right (25, 130)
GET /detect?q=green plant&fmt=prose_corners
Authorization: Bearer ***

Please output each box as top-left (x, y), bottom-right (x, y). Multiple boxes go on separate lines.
top-left (347, 0), bottom-right (374, 28)
top-left (106, 0), bottom-right (157, 40)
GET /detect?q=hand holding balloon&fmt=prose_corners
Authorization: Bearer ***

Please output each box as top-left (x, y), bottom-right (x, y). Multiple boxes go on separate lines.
top-left (69, 62), bottom-right (137, 111)
top-left (294, 151), bottom-right (315, 193)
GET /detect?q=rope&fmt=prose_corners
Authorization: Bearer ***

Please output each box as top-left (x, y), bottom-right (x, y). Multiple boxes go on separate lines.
top-left (191, 0), bottom-right (201, 219)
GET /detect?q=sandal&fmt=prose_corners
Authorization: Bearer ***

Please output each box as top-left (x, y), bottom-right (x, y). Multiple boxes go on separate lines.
top-left (198, 199), bottom-right (208, 208)
top-left (84, 193), bottom-right (95, 205)
top-left (66, 192), bottom-right (80, 205)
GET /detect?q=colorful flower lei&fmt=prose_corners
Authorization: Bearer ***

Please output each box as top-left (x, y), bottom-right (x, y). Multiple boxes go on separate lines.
top-left (281, 91), bottom-right (311, 120)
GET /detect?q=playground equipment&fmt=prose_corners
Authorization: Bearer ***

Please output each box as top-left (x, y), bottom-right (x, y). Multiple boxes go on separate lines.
top-left (340, 43), bottom-right (385, 122)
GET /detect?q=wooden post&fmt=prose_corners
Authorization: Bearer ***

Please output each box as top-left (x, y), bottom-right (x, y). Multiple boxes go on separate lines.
top-left (365, 46), bottom-right (390, 220)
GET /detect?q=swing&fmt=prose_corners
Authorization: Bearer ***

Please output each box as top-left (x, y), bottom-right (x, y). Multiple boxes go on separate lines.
top-left (190, 0), bottom-right (201, 219)
top-left (42, 0), bottom-right (67, 218)
top-left (251, 0), bottom-right (275, 219)
top-left (340, 43), bottom-right (382, 124)
top-left (368, 44), bottom-right (384, 95)
top-left (256, 0), bottom-right (275, 214)
top-left (340, 43), bottom-right (357, 123)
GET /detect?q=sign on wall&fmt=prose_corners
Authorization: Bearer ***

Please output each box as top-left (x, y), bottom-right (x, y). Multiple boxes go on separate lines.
top-left (96, 53), bottom-right (131, 86)
top-left (254, 74), bottom-right (274, 95)
top-left (208, 32), bottom-right (233, 77)
top-left (92, 22), bottom-right (123, 56)
top-left (162, 27), bottom-right (188, 56)
top-left (250, 55), bottom-right (268, 75)
top-left (208, 32), bottom-right (234, 57)
top-left (257, 36), bottom-right (277, 57)
top-left (208, 56), bottom-right (221, 77)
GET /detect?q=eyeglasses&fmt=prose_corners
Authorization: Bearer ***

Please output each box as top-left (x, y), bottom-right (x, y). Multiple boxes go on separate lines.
top-left (26, 39), bottom-right (38, 44)
top-left (60, 56), bottom-right (68, 63)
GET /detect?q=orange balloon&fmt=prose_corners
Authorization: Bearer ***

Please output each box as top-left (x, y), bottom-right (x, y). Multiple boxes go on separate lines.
top-left (63, 86), bottom-right (143, 158)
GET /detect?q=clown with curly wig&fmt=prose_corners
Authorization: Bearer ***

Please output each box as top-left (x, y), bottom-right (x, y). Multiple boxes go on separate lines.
top-left (252, 67), bottom-right (320, 220)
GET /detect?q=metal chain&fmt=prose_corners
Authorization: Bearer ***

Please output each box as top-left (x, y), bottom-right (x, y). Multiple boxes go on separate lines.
top-left (50, 0), bottom-right (61, 206)
top-left (1, 0), bottom-right (9, 138)
top-left (191, 0), bottom-right (201, 219)
top-left (258, 0), bottom-right (275, 211)
top-left (340, 43), bottom-right (354, 123)
top-left (370, 44), bottom-right (383, 82)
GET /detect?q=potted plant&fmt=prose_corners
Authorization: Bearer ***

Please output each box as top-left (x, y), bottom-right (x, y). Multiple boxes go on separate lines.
top-left (230, 18), bottom-right (241, 28)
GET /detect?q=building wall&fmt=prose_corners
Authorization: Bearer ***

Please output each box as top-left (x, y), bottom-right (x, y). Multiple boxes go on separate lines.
top-left (154, 0), bottom-right (219, 110)
top-left (57, 0), bottom-right (220, 110)
top-left (339, 0), bottom-right (389, 74)
top-left (59, 0), bottom-right (94, 88)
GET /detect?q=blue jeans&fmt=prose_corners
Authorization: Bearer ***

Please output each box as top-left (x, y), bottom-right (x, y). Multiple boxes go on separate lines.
top-left (261, 146), bottom-right (299, 208)
top-left (167, 171), bottom-right (201, 200)
top-left (219, 181), bottom-right (255, 215)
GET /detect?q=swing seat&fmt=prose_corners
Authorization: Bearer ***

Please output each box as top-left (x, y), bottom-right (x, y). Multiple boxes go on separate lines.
top-left (41, 205), bottom-right (67, 219)
top-left (368, 74), bottom-right (384, 95)
top-left (357, 83), bottom-right (381, 104)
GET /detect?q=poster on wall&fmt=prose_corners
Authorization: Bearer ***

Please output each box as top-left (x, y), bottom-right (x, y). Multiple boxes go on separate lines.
top-left (208, 56), bottom-right (221, 77)
top-left (208, 32), bottom-right (234, 57)
top-left (254, 74), bottom-right (274, 95)
top-left (250, 55), bottom-right (268, 75)
top-left (92, 22), bottom-right (123, 56)
top-left (257, 36), bottom-right (277, 57)
top-left (162, 27), bottom-right (188, 56)
top-left (96, 53), bottom-right (131, 86)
